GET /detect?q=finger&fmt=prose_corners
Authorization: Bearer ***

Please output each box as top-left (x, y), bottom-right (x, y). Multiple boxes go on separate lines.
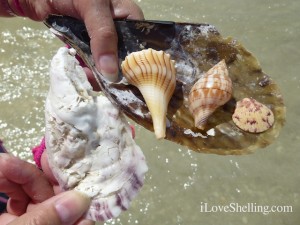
top-left (40, 152), bottom-right (62, 195)
top-left (10, 0), bottom-right (53, 20)
top-left (9, 191), bottom-right (91, 225)
top-left (0, 213), bottom-right (16, 225)
top-left (0, 154), bottom-right (54, 203)
top-left (73, 0), bottom-right (119, 82)
top-left (40, 151), bottom-right (58, 186)
top-left (111, 0), bottom-right (144, 19)
top-left (0, 155), bottom-right (29, 215)
top-left (0, 173), bottom-right (29, 215)
top-left (75, 219), bottom-right (95, 225)
top-left (82, 0), bottom-right (144, 81)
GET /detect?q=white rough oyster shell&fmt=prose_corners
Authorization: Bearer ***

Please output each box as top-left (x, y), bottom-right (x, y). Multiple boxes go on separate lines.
top-left (45, 47), bottom-right (148, 221)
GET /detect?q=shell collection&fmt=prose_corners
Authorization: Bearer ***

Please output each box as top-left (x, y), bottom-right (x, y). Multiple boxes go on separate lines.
top-left (45, 16), bottom-right (285, 154)
top-left (45, 47), bottom-right (148, 222)
top-left (121, 51), bottom-right (275, 134)
top-left (188, 60), bottom-right (232, 129)
top-left (232, 98), bottom-right (274, 133)
top-left (121, 48), bottom-right (176, 139)
top-left (44, 45), bottom-right (277, 222)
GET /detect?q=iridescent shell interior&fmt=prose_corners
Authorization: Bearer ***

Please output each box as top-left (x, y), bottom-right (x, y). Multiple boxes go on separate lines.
top-left (44, 16), bottom-right (285, 155)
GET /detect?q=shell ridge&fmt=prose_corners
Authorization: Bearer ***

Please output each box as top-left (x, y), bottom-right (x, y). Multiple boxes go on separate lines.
top-left (158, 51), bottom-right (167, 85)
top-left (165, 56), bottom-right (176, 101)
top-left (151, 49), bottom-right (162, 87)
top-left (122, 60), bottom-right (135, 83)
top-left (162, 53), bottom-right (175, 97)
top-left (122, 57), bottom-right (138, 85)
top-left (191, 103), bottom-right (218, 114)
top-left (190, 87), bottom-right (232, 97)
top-left (133, 52), bottom-right (146, 85)
top-left (143, 48), bottom-right (155, 84)
top-left (141, 50), bottom-right (152, 82)
top-left (161, 52), bottom-right (171, 94)
top-left (129, 53), bottom-right (143, 86)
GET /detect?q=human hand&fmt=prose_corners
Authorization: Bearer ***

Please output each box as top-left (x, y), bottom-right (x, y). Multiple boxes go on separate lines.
top-left (0, 153), bottom-right (94, 225)
top-left (8, 0), bottom-right (144, 82)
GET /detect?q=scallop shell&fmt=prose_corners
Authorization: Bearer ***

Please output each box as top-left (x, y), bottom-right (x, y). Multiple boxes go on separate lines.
top-left (45, 47), bottom-right (148, 221)
top-left (188, 60), bottom-right (232, 129)
top-left (121, 48), bottom-right (176, 139)
top-left (232, 98), bottom-right (274, 133)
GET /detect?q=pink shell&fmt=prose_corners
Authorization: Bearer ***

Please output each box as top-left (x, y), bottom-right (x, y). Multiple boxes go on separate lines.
top-left (188, 60), bottom-right (232, 129)
top-left (232, 98), bottom-right (274, 133)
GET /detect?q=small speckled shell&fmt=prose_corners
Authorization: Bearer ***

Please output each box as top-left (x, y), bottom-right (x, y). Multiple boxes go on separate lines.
top-left (232, 98), bottom-right (274, 133)
top-left (121, 48), bottom-right (176, 139)
top-left (188, 60), bottom-right (232, 129)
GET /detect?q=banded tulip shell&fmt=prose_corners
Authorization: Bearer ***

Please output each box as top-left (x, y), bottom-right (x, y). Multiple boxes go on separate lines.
top-left (232, 98), bottom-right (274, 133)
top-left (188, 60), bottom-right (232, 129)
top-left (121, 48), bottom-right (176, 139)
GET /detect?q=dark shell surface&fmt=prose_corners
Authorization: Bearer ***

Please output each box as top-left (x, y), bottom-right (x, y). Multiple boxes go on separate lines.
top-left (44, 15), bottom-right (285, 155)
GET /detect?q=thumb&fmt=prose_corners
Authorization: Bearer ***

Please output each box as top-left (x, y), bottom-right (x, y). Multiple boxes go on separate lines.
top-left (10, 191), bottom-right (92, 225)
top-left (73, 0), bottom-right (119, 82)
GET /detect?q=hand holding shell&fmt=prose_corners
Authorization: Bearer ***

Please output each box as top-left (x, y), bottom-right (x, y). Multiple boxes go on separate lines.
top-left (44, 16), bottom-right (286, 155)
top-left (45, 48), bottom-right (148, 221)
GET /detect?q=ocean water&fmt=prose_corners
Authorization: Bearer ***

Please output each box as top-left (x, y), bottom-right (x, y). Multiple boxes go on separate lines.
top-left (0, 0), bottom-right (299, 224)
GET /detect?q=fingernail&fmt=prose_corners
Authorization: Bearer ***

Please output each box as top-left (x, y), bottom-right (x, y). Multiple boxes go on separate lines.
top-left (55, 191), bottom-right (91, 224)
top-left (98, 54), bottom-right (118, 82)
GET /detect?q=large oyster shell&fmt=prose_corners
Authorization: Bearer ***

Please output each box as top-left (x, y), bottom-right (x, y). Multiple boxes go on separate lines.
top-left (45, 47), bottom-right (148, 221)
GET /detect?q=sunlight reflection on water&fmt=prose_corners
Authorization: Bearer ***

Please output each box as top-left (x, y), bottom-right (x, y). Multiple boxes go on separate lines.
top-left (1, 0), bottom-right (299, 224)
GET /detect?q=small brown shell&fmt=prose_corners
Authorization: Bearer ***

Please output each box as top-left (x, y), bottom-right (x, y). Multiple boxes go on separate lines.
top-left (121, 48), bottom-right (176, 139)
top-left (232, 98), bottom-right (274, 133)
top-left (188, 60), bottom-right (232, 129)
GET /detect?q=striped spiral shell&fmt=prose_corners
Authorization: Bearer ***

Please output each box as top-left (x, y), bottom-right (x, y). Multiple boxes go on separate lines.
top-left (121, 48), bottom-right (176, 139)
top-left (232, 98), bottom-right (274, 133)
top-left (188, 60), bottom-right (232, 129)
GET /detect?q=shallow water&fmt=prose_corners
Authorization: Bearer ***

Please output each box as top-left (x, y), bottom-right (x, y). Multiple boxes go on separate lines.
top-left (0, 0), bottom-right (299, 224)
